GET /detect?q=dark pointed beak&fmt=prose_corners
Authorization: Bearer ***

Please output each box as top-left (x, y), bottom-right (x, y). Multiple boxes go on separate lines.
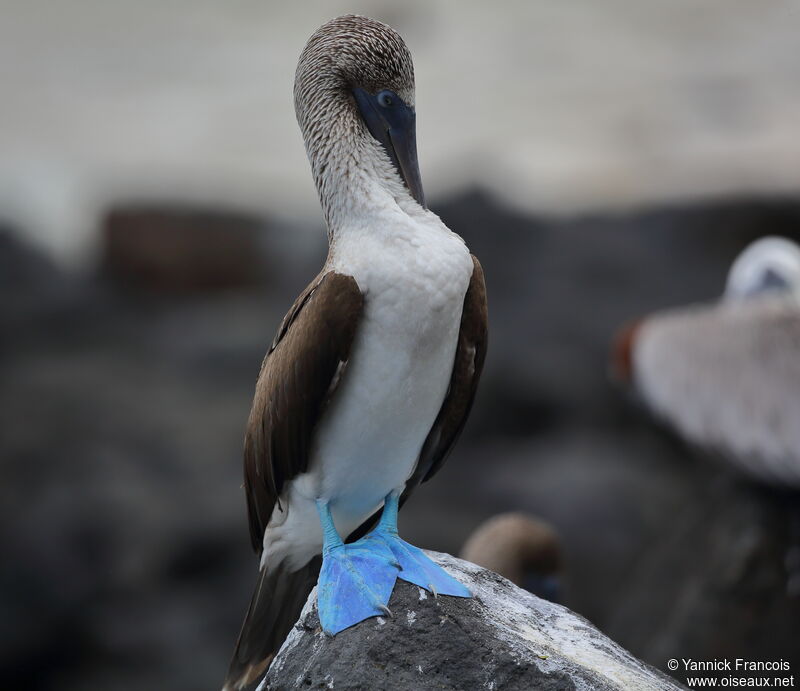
top-left (353, 87), bottom-right (426, 208)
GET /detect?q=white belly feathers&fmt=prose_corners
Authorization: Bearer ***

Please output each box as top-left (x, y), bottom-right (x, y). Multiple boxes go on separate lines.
top-left (261, 208), bottom-right (473, 569)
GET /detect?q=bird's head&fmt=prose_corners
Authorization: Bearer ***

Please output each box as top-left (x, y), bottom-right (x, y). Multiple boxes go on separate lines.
top-left (461, 513), bottom-right (563, 603)
top-left (294, 15), bottom-right (424, 227)
top-left (724, 236), bottom-right (800, 302)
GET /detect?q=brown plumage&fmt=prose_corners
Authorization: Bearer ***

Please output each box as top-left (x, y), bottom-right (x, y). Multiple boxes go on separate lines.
top-left (417, 256), bottom-right (488, 483)
top-left (243, 272), bottom-right (364, 553)
top-left (461, 513), bottom-right (561, 589)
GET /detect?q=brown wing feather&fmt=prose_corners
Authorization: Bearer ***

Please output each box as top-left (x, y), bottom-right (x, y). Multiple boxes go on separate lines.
top-left (414, 254), bottom-right (488, 484)
top-left (346, 254), bottom-right (488, 542)
top-left (244, 271), bottom-right (364, 554)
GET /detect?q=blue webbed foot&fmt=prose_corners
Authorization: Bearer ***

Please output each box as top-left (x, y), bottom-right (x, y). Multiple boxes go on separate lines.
top-left (370, 491), bottom-right (471, 598)
top-left (317, 540), bottom-right (400, 634)
top-left (382, 533), bottom-right (471, 597)
top-left (316, 500), bottom-right (401, 635)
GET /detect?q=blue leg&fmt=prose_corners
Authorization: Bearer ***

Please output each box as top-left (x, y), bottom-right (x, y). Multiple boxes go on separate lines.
top-left (369, 491), bottom-right (471, 598)
top-left (315, 499), bottom-right (400, 635)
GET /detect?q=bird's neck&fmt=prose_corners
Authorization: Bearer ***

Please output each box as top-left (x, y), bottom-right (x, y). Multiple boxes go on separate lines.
top-left (304, 113), bottom-right (419, 237)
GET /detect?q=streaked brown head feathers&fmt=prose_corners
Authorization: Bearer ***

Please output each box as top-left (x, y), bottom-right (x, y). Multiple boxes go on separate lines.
top-left (294, 15), bottom-right (414, 121)
top-left (293, 16), bottom-right (417, 230)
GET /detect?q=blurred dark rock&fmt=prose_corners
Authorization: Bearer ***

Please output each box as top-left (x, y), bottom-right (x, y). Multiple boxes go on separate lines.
top-left (0, 224), bottom-right (71, 318)
top-left (100, 205), bottom-right (268, 293)
top-left (0, 225), bottom-right (106, 357)
top-left (264, 553), bottom-right (682, 691)
top-left (0, 223), bottom-right (62, 297)
top-left (606, 478), bottom-right (800, 669)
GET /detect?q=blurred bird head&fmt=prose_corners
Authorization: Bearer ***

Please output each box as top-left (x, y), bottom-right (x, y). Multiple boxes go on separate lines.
top-left (294, 15), bottom-right (425, 230)
top-left (461, 513), bottom-right (563, 603)
top-left (724, 236), bottom-right (800, 302)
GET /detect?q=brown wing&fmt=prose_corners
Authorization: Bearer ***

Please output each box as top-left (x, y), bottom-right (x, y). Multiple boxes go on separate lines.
top-left (244, 271), bottom-right (364, 554)
top-left (412, 254), bottom-right (488, 485)
top-left (346, 254), bottom-right (488, 542)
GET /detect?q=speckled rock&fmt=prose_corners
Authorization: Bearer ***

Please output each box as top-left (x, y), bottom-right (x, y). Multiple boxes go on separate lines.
top-left (260, 553), bottom-right (683, 691)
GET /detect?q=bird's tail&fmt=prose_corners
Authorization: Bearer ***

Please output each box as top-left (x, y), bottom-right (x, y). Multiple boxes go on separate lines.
top-left (222, 556), bottom-right (321, 691)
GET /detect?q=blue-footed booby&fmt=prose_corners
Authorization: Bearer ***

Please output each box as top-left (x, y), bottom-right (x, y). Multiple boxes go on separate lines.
top-left (223, 15), bottom-right (488, 690)
top-left (613, 236), bottom-right (800, 487)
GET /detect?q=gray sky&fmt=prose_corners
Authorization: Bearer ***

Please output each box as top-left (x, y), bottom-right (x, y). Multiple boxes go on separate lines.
top-left (2, 0), bottom-right (799, 263)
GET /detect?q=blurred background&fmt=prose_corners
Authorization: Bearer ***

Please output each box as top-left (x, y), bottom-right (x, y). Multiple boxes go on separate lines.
top-left (2, 1), bottom-right (799, 689)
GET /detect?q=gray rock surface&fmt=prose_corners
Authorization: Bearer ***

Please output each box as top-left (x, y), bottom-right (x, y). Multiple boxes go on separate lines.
top-left (261, 553), bottom-right (683, 691)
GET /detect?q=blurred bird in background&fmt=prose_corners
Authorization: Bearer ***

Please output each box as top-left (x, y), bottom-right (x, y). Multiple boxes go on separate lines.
top-left (461, 513), bottom-right (562, 603)
top-left (614, 236), bottom-right (800, 487)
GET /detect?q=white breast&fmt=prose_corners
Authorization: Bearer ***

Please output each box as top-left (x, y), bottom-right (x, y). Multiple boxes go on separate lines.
top-left (262, 206), bottom-right (473, 569)
top-left (320, 209), bottom-right (472, 500)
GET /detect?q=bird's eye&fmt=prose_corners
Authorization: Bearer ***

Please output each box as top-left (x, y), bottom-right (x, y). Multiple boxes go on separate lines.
top-left (377, 91), bottom-right (394, 108)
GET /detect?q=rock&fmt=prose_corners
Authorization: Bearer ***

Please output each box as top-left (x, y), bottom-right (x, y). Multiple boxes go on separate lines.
top-left (606, 477), bottom-right (800, 672)
top-left (0, 226), bottom-right (99, 351)
top-left (100, 205), bottom-right (267, 292)
top-left (261, 553), bottom-right (683, 691)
